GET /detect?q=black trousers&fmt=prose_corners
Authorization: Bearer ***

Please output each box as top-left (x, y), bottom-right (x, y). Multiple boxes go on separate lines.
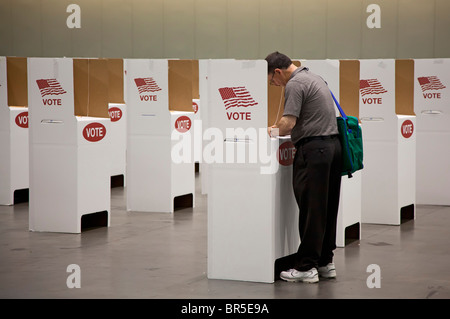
top-left (292, 135), bottom-right (342, 271)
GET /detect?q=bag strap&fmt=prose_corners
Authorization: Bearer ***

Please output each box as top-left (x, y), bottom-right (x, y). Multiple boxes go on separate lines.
top-left (329, 90), bottom-right (347, 120)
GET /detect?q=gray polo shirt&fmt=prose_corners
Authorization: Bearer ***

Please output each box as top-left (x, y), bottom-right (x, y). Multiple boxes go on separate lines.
top-left (283, 67), bottom-right (338, 145)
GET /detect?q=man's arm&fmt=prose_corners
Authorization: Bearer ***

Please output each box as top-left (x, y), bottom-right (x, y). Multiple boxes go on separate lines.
top-left (269, 115), bottom-right (297, 137)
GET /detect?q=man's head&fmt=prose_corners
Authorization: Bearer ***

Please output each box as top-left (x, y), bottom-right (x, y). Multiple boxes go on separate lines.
top-left (265, 51), bottom-right (292, 75)
top-left (265, 52), bottom-right (296, 87)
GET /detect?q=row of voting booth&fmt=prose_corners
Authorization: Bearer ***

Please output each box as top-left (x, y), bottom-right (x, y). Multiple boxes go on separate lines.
top-left (0, 57), bottom-right (128, 212)
top-left (34, 58), bottom-right (197, 232)
top-left (299, 59), bottom-right (416, 227)
top-left (1, 57), bottom-right (198, 232)
top-left (205, 57), bottom-right (448, 282)
top-left (1, 56), bottom-right (449, 283)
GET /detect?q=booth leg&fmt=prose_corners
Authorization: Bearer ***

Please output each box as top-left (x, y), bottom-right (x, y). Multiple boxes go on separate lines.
top-left (81, 210), bottom-right (109, 231)
top-left (13, 188), bottom-right (29, 205)
top-left (345, 222), bottom-right (360, 246)
top-left (174, 193), bottom-right (194, 211)
top-left (400, 204), bottom-right (415, 223)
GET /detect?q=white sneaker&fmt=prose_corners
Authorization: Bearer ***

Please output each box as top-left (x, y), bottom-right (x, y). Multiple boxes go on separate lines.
top-left (318, 263), bottom-right (337, 278)
top-left (280, 268), bottom-right (319, 283)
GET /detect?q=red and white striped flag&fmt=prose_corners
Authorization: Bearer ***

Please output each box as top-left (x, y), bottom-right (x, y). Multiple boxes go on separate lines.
top-left (218, 87), bottom-right (258, 110)
top-left (134, 77), bottom-right (162, 94)
top-left (359, 79), bottom-right (388, 96)
top-left (417, 76), bottom-right (446, 92)
top-left (36, 79), bottom-right (67, 97)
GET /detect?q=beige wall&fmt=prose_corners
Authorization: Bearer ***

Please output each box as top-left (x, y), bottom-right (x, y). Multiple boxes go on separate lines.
top-left (0, 0), bottom-right (449, 59)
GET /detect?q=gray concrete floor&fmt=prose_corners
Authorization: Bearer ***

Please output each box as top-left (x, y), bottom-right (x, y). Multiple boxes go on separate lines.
top-left (1, 173), bottom-right (450, 300)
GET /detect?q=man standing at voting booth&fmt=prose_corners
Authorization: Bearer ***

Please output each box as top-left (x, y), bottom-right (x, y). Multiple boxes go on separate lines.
top-left (266, 52), bottom-right (342, 283)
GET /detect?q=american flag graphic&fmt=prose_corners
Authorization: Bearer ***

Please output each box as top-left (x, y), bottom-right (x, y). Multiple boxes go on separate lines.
top-left (359, 79), bottom-right (388, 96)
top-left (417, 76), bottom-right (446, 92)
top-left (134, 77), bottom-right (162, 94)
top-left (36, 79), bottom-right (67, 97)
top-left (218, 87), bottom-right (258, 110)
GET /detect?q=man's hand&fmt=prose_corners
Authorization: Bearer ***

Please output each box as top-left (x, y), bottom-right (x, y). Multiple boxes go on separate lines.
top-left (268, 125), bottom-right (279, 138)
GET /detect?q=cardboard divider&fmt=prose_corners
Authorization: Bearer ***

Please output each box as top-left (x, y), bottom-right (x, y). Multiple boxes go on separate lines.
top-left (107, 58), bottom-right (125, 104)
top-left (339, 60), bottom-right (360, 118)
top-left (73, 58), bottom-right (109, 118)
top-left (395, 59), bottom-right (415, 116)
top-left (169, 60), bottom-right (194, 112)
top-left (267, 85), bottom-right (284, 126)
top-left (6, 57), bottom-right (27, 107)
top-left (0, 58), bottom-right (6, 114)
top-left (88, 59), bottom-right (109, 119)
top-left (73, 59), bottom-right (88, 117)
top-left (192, 60), bottom-right (200, 100)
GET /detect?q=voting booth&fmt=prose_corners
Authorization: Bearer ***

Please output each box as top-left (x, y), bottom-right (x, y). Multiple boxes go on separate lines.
top-left (107, 59), bottom-right (127, 187)
top-left (124, 59), bottom-right (195, 213)
top-left (359, 59), bottom-right (416, 225)
top-left (414, 59), bottom-right (450, 205)
top-left (207, 59), bottom-right (299, 283)
top-left (0, 57), bottom-right (29, 205)
top-left (28, 57), bottom-right (111, 233)
top-left (301, 59), bottom-right (362, 247)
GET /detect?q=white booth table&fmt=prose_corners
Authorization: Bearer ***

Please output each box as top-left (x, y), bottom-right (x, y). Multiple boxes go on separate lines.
top-left (414, 59), bottom-right (450, 205)
top-left (28, 57), bottom-right (111, 233)
top-left (301, 59), bottom-right (362, 247)
top-left (124, 59), bottom-right (195, 213)
top-left (206, 59), bottom-right (299, 283)
top-left (0, 57), bottom-right (29, 205)
top-left (359, 59), bottom-right (416, 225)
